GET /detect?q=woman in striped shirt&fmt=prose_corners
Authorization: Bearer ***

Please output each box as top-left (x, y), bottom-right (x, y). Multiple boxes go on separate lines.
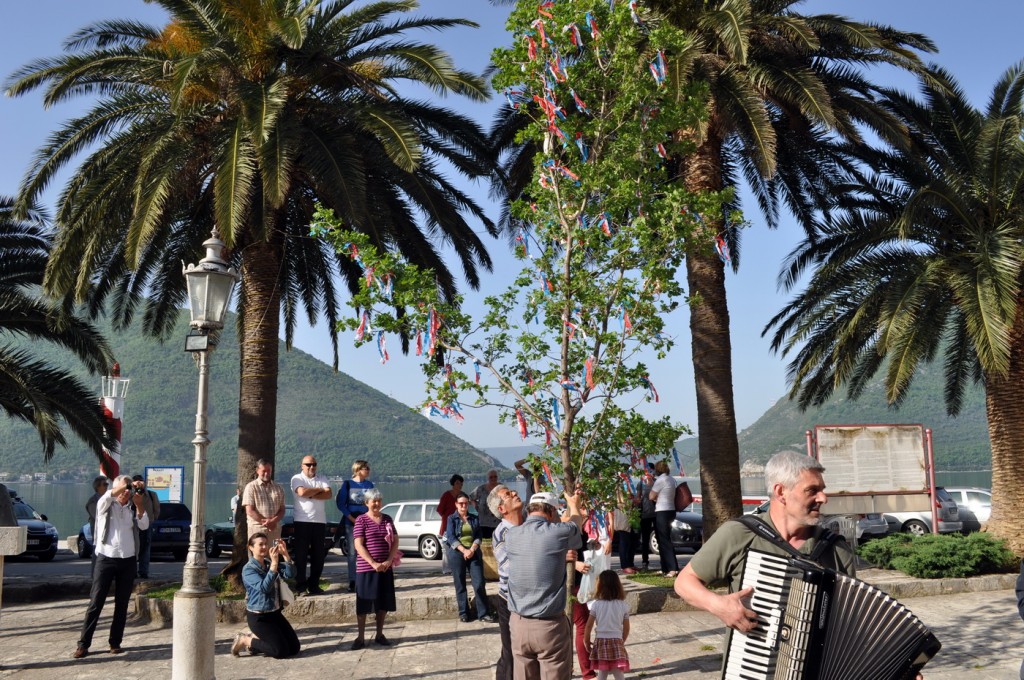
top-left (351, 488), bottom-right (399, 650)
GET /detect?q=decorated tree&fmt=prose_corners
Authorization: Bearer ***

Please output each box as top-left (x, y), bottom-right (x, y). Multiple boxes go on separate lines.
top-left (313, 0), bottom-right (723, 509)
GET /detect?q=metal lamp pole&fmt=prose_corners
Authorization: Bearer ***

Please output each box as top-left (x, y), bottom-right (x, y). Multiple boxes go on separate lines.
top-left (173, 229), bottom-right (239, 680)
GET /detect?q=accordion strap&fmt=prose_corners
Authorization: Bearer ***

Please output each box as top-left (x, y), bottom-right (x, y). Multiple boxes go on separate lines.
top-left (735, 515), bottom-right (841, 565)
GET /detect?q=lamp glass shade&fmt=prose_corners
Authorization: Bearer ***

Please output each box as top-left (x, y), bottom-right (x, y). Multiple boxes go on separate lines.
top-left (184, 266), bottom-right (236, 329)
top-left (101, 376), bottom-right (130, 399)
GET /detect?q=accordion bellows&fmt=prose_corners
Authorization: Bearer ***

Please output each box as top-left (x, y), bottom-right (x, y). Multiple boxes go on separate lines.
top-left (724, 550), bottom-right (941, 680)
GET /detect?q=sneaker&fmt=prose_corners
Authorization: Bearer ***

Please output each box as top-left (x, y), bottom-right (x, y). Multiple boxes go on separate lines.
top-left (479, 613), bottom-right (497, 624)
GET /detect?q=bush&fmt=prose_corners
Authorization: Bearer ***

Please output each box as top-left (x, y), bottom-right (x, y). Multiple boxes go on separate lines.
top-left (857, 532), bottom-right (1017, 578)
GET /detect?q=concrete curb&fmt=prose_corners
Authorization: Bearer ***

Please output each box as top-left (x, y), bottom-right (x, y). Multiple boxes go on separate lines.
top-left (130, 570), bottom-right (1020, 626)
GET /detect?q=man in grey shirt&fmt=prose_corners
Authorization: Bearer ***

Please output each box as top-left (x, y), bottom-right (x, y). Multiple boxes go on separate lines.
top-left (505, 490), bottom-right (584, 680)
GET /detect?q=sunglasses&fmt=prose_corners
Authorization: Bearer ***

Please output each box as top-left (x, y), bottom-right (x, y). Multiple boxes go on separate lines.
top-left (303, 463), bottom-right (317, 467)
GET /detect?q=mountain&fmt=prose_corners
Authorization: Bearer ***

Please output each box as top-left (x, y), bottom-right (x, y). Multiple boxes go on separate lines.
top-left (735, 364), bottom-right (990, 470)
top-left (0, 308), bottom-right (501, 481)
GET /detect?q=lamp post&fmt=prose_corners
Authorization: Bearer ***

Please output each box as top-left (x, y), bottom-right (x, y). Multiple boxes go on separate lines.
top-left (173, 228), bottom-right (239, 680)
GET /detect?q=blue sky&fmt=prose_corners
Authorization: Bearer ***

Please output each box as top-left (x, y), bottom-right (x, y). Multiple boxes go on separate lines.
top-left (2, 1), bottom-right (1022, 450)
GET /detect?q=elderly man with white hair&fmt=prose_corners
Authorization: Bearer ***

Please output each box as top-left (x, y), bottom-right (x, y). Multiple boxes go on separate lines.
top-left (73, 474), bottom-right (150, 659)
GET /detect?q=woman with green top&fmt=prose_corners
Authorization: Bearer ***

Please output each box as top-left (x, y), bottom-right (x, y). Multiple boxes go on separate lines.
top-left (443, 492), bottom-right (493, 623)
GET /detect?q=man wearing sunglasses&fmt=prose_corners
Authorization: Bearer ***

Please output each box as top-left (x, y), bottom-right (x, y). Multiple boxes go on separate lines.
top-left (291, 456), bottom-right (332, 596)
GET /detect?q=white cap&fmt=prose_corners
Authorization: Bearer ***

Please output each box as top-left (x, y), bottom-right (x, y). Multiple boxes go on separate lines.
top-left (529, 492), bottom-right (560, 509)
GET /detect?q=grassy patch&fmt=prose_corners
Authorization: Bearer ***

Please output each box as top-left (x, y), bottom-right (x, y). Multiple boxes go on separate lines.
top-left (627, 572), bottom-right (676, 588)
top-left (143, 575), bottom-right (245, 601)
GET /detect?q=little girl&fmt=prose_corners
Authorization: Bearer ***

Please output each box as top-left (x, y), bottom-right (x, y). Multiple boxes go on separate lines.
top-left (584, 569), bottom-right (630, 680)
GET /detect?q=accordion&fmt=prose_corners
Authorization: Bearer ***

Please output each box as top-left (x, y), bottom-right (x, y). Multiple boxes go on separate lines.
top-left (722, 549), bottom-right (941, 680)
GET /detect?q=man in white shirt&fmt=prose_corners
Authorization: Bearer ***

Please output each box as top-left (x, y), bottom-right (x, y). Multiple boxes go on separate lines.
top-left (290, 455), bottom-right (332, 595)
top-left (73, 474), bottom-right (150, 659)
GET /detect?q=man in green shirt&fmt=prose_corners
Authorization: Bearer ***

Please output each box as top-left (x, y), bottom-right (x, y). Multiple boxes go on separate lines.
top-left (674, 450), bottom-right (856, 633)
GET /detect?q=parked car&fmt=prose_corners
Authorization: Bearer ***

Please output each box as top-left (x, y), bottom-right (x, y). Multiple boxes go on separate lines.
top-left (944, 487), bottom-right (992, 533)
top-left (204, 504), bottom-right (338, 558)
top-left (380, 499), bottom-right (443, 560)
top-left (751, 500), bottom-right (888, 541)
top-left (884, 487), bottom-right (963, 535)
top-left (647, 505), bottom-right (703, 555)
top-left (8, 490), bottom-right (58, 561)
top-left (150, 502), bottom-right (192, 560)
top-left (79, 501), bottom-right (193, 561)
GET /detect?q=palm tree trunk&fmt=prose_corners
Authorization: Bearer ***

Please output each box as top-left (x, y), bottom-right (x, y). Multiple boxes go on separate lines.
top-left (983, 295), bottom-right (1024, 556)
top-left (225, 235), bottom-right (284, 576)
top-left (683, 137), bottom-right (743, 538)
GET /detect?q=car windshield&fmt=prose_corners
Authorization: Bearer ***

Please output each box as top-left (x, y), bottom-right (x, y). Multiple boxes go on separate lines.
top-left (935, 488), bottom-right (954, 502)
top-left (159, 504), bottom-right (192, 521)
top-left (13, 503), bottom-right (40, 521)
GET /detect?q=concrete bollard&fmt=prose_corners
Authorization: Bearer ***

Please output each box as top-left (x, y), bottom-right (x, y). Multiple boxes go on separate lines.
top-left (0, 483), bottom-right (29, 624)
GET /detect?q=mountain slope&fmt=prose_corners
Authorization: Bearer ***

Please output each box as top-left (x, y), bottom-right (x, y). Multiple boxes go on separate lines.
top-left (0, 308), bottom-right (500, 479)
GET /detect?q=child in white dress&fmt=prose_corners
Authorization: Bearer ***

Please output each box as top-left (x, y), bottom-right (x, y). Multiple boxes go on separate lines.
top-left (584, 569), bottom-right (630, 680)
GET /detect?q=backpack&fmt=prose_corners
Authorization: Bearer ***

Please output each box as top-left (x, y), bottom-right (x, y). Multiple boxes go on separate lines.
top-left (674, 480), bottom-right (693, 511)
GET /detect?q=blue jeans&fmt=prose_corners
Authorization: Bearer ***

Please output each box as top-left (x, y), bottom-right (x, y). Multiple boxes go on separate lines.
top-left (448, 546), bottom-right (488, 619)
top-left (345, 517), bottom-right (359, 586)
top-left (137, 528), bottom-right (152, 577)
top-left (616, 528), bottom-right (636, 570)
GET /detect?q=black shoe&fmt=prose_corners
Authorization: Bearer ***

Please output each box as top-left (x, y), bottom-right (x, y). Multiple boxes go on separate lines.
top-left (348, 581), bottom-right (356, 593)
top-left (459, 614), bottom-right (470, 622)
top-left (374, 633), bottom-right (391, 646)
top-left (307, 587), bottom-right (325, 596)
top-left (479, 613), bottom-right (497, 624)
top-left (351, 638), bottom-right (365, 651)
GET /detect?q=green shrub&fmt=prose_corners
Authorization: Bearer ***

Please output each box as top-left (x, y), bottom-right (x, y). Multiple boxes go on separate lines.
top-left (857, 533), bottom-right (913, 569)
top-left (857, 532), bottom-right (1017, 578)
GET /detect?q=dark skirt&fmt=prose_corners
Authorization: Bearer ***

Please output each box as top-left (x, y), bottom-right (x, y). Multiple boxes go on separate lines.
top-left (355, 569), bottom-right (397, 615)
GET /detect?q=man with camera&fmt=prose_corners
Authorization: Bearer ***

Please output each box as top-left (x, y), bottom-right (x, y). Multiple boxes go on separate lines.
top-left (131, 474), bottom-right (161, 578)
top-left (73, 474), bottom-right (151, 659)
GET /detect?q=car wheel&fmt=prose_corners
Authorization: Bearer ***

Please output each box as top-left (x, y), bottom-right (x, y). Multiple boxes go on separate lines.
top-left (205, 532), bottom-right (221, 558)
top-left (38, 549), bottom-right (56, 562)
top-left (77, 534), bottom-right (91, 559)
top-left (419, 534), bottom-right (441, 560)
top-left (649, 533), bottom-right (659, 555)
top-left (902, 520), bottom-right (930, 536)
top-left (173, 549), bottom-right (188, 561)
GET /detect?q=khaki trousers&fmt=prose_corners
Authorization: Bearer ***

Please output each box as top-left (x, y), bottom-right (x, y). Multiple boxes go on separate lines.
top-left (511, 612), bottom-right (572, 680)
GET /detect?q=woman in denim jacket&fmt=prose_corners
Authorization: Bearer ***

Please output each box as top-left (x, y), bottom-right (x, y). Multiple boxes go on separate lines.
top-left (444, 492), bottom-right (493, 623)
top-left (231, 532), bottom-right (301, 658)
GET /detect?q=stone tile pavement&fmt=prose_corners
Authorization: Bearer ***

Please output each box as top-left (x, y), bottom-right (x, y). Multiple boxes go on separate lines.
top-left (0, 586), bottom-right (1020, 678)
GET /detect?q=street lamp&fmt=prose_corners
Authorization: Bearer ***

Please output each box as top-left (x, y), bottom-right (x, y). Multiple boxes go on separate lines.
top-left (173, 228), bottom-right (239, 680)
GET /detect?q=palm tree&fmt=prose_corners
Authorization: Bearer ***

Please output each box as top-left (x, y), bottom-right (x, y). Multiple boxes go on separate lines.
top-left (614, 0), bottom-right (934, 535)
top-left (0, 197), bottom-right (116, 461)
top-left (764, 64), bottom-right (1024, 554)
top-left (5, 1), bottom-right (498, 512)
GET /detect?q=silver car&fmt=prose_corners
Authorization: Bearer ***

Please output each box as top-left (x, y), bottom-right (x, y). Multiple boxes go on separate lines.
top-left (380, 499), bottom-right (444, 560)
top-left (884, 487), bottom-right (963, 535)
top-left (751, 500), bottom-right (888, 541)
top-left (944, 487), bottom-right (992, 533)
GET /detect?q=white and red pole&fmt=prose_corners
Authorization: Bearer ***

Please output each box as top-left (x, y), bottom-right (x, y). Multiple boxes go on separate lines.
top-left (99, 362), bottom-right (130, 478)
